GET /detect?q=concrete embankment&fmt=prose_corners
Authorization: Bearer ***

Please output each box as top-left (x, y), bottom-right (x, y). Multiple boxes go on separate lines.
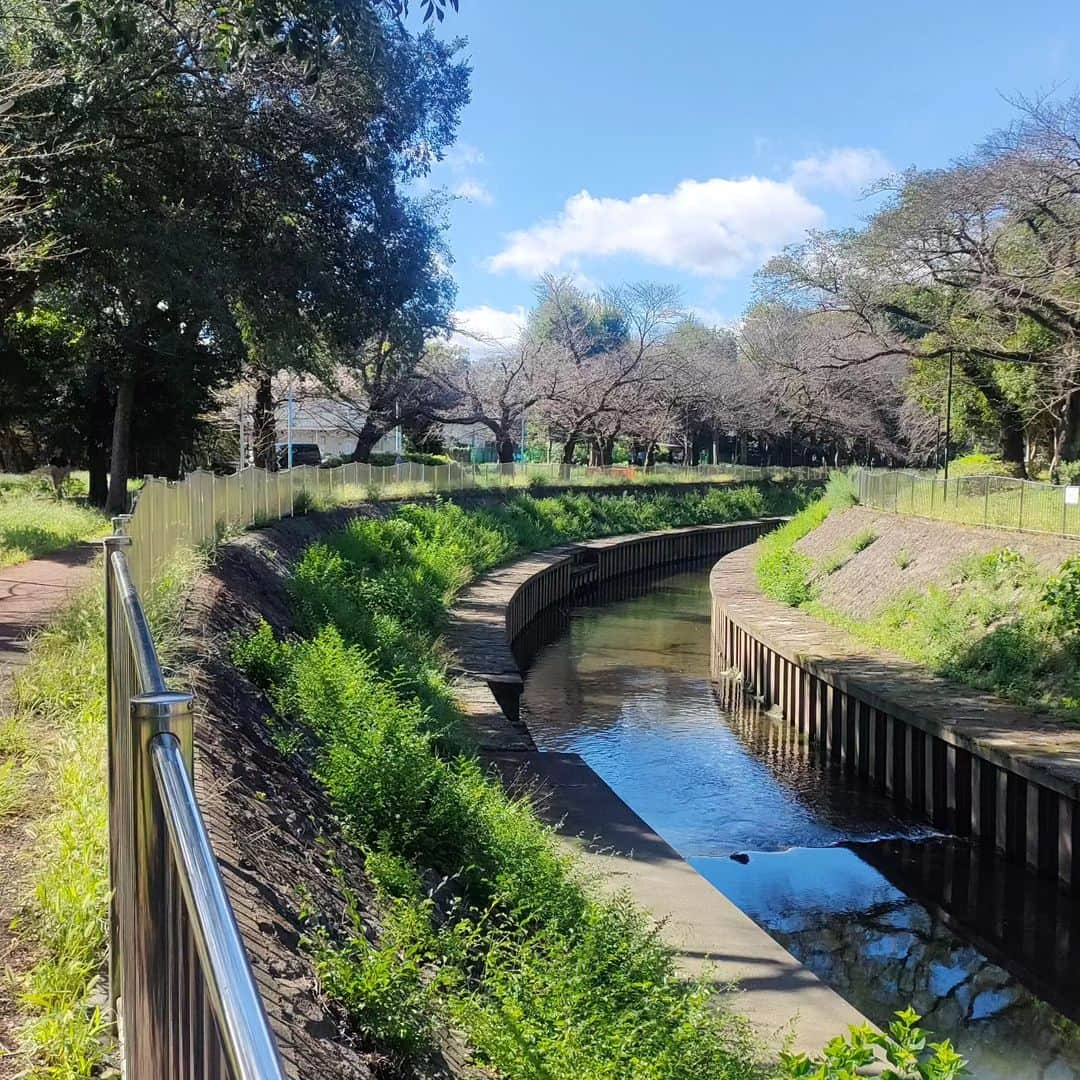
top-left (709, 524), bottom-right (1080, 892)
top-left (445, 519), bottom-right (873, 1056)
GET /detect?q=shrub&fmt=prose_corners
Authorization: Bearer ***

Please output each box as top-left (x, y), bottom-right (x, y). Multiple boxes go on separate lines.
top-left (1043, 555), bottom-right (1080, 634)
top-left (782, 1007), bottom-right (966, 1079)
top-left (1057, 460), bottom-right (1080, 485)
top-left (949, 451), bottom-right (1020, 478)
top-left (894, 548), bottom-right (913, 570)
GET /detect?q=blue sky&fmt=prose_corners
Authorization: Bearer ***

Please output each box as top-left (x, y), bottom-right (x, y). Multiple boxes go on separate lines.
top-left (417, 0), bottom-right (1077, 346)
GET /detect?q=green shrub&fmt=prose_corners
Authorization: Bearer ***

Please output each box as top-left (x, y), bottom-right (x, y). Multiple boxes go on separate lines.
top-left (823, 469), bottom-right (858, 508)
top-left (894, 548), bottom-right (913, 570)
top-left (1057, 460), bottom-right (1080, 485)
top-left (1043, 555), bottom-right (1080, 634)
top-left (782, 1007), bottom-right (966, 1079)
top-left (949, 451), bottom-right (1019, 478)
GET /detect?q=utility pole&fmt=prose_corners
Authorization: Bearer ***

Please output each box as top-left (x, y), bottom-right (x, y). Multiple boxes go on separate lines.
top-left (943, 351), bottom-right (954, 481)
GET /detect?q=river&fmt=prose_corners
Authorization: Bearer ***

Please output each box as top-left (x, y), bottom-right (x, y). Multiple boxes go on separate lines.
top-left (519, 566), bottom-right (1080, 1079)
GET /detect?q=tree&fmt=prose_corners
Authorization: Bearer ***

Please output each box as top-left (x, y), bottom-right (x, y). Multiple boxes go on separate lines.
top-left (421, 338), bottom-right (558, 463)
top-left (0, 0), bottom-right (469, 506)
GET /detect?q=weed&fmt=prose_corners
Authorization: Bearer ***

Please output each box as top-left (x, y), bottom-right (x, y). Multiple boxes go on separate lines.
top-left (895, 548), bottom-right (913, 570)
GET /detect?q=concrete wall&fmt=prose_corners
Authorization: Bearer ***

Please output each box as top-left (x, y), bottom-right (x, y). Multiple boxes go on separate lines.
top-left (710, 546), bottom-right (1080, 893)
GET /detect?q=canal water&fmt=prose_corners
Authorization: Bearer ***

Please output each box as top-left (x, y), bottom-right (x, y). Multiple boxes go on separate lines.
top-left (518, 566), bottom-right (1080, 1079)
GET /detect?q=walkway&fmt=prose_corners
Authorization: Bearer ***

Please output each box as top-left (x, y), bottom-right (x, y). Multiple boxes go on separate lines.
top-left (0, 543), bottom-right (98, 683)
top-left (0, 542), bottom-right (97, 1073)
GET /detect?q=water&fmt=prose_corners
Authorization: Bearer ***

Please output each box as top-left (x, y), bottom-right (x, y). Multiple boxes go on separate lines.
top-left (519, 568), bottom-right (1080, 1079)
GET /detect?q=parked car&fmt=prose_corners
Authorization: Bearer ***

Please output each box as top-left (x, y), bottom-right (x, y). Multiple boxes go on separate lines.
top-left (277, 443), bottom-right (322, 468)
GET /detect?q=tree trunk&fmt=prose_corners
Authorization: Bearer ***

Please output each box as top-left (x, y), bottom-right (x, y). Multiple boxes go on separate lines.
top-left (959, 355), bottom-right (1027, 475)
top-left (351, 417), bottom-right (386, 462)
top-left (496, 433), bottom-right (515, 464)
top-left (106, 372), bottom-right (135, 514)
top-left (252, 375), bottom-right (276, 470)
top-left (561, 437), bottom-right (577, 465)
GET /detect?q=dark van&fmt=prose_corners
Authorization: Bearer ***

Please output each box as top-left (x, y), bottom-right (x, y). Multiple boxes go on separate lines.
top-left (277, 443), bottom-right (323, 468)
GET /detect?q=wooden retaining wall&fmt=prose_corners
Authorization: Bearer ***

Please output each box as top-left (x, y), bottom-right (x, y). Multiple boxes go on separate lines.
top-left (710, 547), bottom-right (1080, 892)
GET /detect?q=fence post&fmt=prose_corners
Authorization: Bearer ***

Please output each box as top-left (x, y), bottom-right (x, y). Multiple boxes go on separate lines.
top-left (121, 687), bottom-right (194, 1077)
top-left (103, 534), bottom-right (134, 1024)
top-left (1018, 481), bottom-right (1024, 531)
top-left (983, 474), bottom-right (990, 526)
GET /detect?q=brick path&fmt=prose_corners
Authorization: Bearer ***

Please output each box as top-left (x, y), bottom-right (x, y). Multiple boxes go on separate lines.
top-left (0, 544), bottom-right (98, 685)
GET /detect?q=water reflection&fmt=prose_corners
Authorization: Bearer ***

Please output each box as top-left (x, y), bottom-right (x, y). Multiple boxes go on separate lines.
top-left (519, 569), bottom-right (1080, 1079)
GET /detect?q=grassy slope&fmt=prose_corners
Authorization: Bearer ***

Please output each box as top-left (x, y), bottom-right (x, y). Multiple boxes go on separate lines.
top-left (236, 486), bottom-right (811, 1079)
top-left (756, 475), bottom-right (1080, 723)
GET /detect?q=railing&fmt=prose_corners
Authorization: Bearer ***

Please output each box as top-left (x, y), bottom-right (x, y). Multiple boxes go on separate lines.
top-left (854, 466), bottom-right (1080, 539)
top-left (124, 460), bottom-right (826, 593)
top-left (105, 534), bottom-right (286, 1079)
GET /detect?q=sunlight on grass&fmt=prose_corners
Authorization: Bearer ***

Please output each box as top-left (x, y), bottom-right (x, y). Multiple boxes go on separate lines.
top-left (0, 492), bottom-right (108, 568)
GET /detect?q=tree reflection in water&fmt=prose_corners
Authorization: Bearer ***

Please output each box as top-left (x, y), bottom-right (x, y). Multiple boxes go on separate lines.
top-left (520, 568), bottom-right (1080, 1080)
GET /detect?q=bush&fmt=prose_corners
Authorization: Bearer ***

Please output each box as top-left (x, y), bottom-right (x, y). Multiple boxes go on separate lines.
top-left (948, 452), bottom-right (1020, 478)
top-left (1057, 460), bottom-right (1080, 485)
top-left (1043, 555), bottom-right (1080, 634)
top-left (782, 1007), bottom-right (966, 1079)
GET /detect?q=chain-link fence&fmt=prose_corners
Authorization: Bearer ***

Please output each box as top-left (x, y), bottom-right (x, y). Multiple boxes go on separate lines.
top-left (118, 460), bottom-right (827, 592)
top-left (853, 467), bottom-right (1080, 540)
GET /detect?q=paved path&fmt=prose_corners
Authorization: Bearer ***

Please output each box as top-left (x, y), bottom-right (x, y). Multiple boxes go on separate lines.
top-left (0, 543), bottom-right (98, 683)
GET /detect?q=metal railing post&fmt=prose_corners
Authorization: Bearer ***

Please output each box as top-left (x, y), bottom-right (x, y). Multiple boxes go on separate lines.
top-left (103, 533), bottom-right (133, 1025)
top-left (123, 689), bottom-right (193, 1079)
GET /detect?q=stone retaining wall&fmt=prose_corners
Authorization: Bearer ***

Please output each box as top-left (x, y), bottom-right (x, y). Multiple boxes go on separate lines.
top-left (710, 545), bottom-right (1080, 892)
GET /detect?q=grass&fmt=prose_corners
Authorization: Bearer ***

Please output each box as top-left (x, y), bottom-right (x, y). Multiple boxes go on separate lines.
top-left (755, 471), bottom-right (858, 605)
top-left (1, 548), bottom-right (200, 1077)
top-left (234, 485), bottom-right (811, 1078)
top-left (806, 549), bottom-right (1080, 722)
top-left (754, 473), bottom-right (1080, 723)
top-left (0, 490), bottom-right (108, 568)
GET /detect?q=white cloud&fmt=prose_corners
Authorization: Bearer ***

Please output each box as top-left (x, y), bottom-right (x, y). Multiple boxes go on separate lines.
top-left (487, 177), bottom-right (825, 279)
top-left (444, 143), bottom-right (485, 170)
top-left (453, 180), bottom-right (494, 204)
top-left (448, 305), bottom-right (527, 353)
top-left (789, 147), bottom-right (892, 194)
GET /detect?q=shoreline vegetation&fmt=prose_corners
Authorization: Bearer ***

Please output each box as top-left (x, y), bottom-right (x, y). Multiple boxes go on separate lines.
top-left (756, 473), bottom-right (1080, 724)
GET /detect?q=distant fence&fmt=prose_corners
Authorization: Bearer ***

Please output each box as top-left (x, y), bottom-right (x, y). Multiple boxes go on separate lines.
top-left (119, 460), bottom-right (826, 592)
top-left (854, 467), bottom-right (1080, 540)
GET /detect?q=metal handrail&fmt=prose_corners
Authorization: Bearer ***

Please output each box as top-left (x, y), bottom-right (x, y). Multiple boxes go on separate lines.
top-left (152, 734), bottom-right (285, 1079)
top-left (105, 538), bottom-right (286, 1078)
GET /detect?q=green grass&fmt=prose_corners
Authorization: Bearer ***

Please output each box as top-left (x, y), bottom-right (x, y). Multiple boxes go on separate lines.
top-left (2, 549), bottom-right (200, 1077)
top-left (806, 549), bottom-right (1080, 722)
top-left (754, 480), bottom-right (1080, 722)
top-left (755, 472), bottom-right (857, 605)
top-left (235, 486), bottom-right (810, 1078)
top-left (0, 491), bottom-right (108, 568)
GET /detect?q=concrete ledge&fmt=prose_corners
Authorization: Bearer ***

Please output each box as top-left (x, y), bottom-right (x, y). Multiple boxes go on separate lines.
top-left (710, 544), bottom-right (1080, 889)
top-left (445, 520), bottom-right (872, 1056)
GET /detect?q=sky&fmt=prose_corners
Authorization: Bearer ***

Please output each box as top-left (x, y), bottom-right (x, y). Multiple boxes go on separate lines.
top-left (414, 0), bottom-right (1078, 349)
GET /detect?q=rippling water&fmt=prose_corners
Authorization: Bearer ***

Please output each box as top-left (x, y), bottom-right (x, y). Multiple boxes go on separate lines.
top-left (520, 568), bottom-right (1080, 1080)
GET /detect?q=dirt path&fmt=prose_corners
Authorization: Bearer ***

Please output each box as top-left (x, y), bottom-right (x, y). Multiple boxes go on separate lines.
top-left (0, 544), bottom-right (98, 1073)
